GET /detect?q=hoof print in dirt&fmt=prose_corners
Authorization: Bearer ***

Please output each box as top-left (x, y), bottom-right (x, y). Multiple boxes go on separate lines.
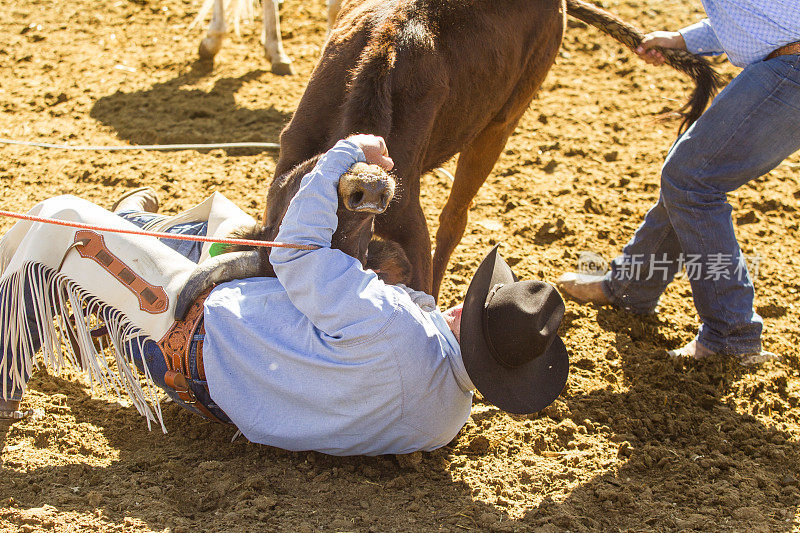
top-left (736, 210), bottom-right (759, 225)
top-left (757, 302), bottom-right (787, 319)
top-left (467, 435), bottom-right (494, 455)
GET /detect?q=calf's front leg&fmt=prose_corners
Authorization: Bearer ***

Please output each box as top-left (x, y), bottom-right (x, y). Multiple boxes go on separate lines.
top-left (376, 198), bottom-right (432, 295)
top-left (432, 120), bottom-right (518, 297)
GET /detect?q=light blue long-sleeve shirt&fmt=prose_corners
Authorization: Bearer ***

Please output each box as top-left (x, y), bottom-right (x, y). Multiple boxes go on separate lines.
top-left (679, 1), bottom-right (800, 67)
top-left (202, 140), bottom-right (474, 456)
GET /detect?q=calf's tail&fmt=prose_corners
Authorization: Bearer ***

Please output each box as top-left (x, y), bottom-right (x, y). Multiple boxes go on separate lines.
top-left (565, 0), bottom-right (721, 133)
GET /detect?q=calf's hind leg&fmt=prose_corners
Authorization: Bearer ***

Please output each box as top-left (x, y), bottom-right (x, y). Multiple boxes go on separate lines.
top-left (432, 119), bottom-right (519, 297)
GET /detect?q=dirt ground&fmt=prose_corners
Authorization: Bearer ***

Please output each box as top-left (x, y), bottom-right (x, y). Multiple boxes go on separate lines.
top-left (1, 0), bottom-right (799, 531)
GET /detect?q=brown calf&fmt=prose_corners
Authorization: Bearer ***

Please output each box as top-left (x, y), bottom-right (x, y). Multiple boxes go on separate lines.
top-left (268, 0), bottom-right (719, 297)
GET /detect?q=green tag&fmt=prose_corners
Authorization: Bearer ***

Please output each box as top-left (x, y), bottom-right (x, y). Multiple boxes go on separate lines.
top-left (208, 242), bottom-right (227, 257)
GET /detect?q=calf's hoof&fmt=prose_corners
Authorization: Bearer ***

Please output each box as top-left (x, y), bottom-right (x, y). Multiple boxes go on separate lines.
top-left (271, 60), bottom-right (295, 76)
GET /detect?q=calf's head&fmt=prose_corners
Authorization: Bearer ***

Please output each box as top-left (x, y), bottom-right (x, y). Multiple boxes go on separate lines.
top-left (266, 157), bottom-right (395, 264)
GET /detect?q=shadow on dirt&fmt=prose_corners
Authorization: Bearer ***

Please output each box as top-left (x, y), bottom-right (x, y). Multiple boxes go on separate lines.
top-left (516, 307), bottom-right (800, 530)
top-left (89, 61), bottom-right (291, 157)
top-left (1, 307), bottom-right (798, 531)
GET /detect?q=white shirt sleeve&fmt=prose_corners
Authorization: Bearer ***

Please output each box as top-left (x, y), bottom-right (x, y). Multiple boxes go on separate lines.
top-left (269, 140), bottom-right (405, 342)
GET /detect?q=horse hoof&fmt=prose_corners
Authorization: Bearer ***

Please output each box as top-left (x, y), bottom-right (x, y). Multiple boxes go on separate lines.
top-left (271, 61), bottom-right (295, 76)
top-left (198, 40), bottom-right (220, 60)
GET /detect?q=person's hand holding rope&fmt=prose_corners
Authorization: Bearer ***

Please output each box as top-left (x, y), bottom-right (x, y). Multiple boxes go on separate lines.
top-left (635, 31), bottom-right (688, 66)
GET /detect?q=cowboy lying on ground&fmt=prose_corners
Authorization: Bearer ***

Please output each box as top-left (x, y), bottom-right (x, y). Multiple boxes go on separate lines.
top-left (0, 134), bottom-right (568, 456)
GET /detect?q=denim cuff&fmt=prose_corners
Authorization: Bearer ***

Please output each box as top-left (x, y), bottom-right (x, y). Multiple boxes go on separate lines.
top-left (602, 276), bottom-right (659, 315)
top-left (697, 320), bottom-right (763, 357)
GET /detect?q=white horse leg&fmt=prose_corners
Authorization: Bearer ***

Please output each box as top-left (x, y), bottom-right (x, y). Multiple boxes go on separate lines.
top-left (199, 0), bottom-right (227, 59)
top-left (262, 0), bottom-right (294, 75)
top-left (326, 0), bottom-right (342, 35)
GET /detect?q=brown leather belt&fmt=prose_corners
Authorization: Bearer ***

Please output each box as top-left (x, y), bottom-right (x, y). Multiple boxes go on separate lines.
top-left (766, 41), bottom-right (800, 61)
top-left (157, 287), bottom-right (229, 424)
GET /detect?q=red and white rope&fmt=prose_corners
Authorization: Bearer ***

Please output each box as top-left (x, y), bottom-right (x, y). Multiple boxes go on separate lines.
top-left (0, 210), bottom-right (317, 250)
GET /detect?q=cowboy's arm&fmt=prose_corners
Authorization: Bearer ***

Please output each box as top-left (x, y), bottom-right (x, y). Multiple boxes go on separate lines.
top-left (636, 20), bottom-right (722, 66)
top-left (269, 140), bottom-right (401, 340)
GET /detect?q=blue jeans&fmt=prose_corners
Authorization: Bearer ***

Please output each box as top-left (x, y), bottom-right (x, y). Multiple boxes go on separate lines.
top-left (115, 211), bottom-right (207, 263)
top-left (604, 54), bottom-right (800, 355)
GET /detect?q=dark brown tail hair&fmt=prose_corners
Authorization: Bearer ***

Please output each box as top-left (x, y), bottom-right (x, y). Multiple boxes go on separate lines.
top-left (566, 0), bottom-right (721, 133)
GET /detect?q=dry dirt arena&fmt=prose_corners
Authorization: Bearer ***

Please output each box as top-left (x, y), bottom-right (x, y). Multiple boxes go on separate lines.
top-left (1, 0), bottom-right (799, 531)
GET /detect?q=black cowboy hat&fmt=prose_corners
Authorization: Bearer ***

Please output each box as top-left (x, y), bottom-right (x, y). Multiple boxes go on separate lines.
top-left (460, 245), bottom-right (569, 414)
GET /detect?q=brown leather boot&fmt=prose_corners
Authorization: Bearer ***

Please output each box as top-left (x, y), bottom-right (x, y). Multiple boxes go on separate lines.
top-left (112, 187), bottom-right (160, 213)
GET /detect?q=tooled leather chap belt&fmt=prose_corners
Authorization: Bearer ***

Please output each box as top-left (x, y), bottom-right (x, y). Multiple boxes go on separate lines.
top-left (157, 288), bottom-right (231, 424)
top-left (766, 41), bottom-right (800, 61)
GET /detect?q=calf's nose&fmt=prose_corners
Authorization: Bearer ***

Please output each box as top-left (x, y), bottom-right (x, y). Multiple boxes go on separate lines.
top-left (339, 163), bottom-right (396, 214)
top-left (346, 180), bottom-right (392, 213)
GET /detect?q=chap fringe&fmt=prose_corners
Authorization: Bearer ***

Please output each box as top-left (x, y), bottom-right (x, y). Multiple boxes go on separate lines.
top-left (0, 261), bottom-right (165, 432)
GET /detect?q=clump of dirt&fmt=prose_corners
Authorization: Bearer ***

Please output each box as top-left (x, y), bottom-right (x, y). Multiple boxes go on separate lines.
top-left (0, 0), bottom-right (798, 531)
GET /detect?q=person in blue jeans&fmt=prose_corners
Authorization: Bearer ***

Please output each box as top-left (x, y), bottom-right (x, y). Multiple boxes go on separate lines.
top-left (558, 2), bottom-right (800, 364)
